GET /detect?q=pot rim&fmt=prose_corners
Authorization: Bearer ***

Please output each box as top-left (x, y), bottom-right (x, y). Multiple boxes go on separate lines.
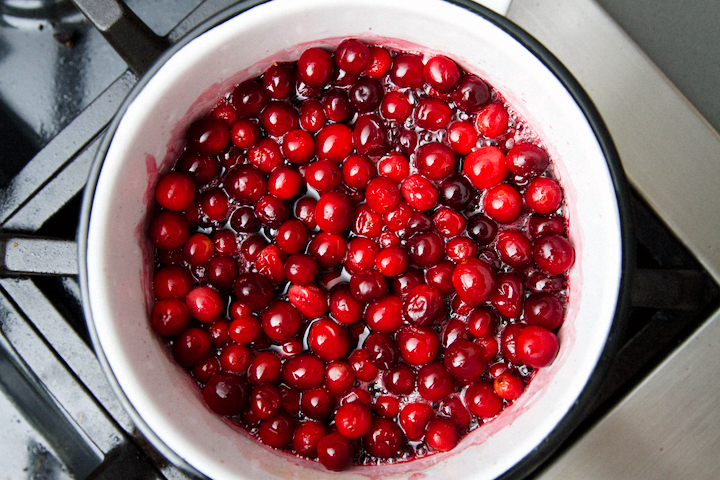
top-left (78, 0), bottom-right (634, 478)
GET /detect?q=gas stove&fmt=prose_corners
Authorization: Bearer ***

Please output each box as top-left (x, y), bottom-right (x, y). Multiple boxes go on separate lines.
top-left (1, 1), bottom-right (718, 478)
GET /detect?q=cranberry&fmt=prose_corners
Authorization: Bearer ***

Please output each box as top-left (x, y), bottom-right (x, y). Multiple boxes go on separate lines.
top-left (322, 89), bottom-right (354, 122)
top-left (483, 183), bottom-right (522, 224)
top-left (451, 258), bottom-right (495, 306)
top-left (287, 284), bottom-right (329, 319)
top-left (415, 98), bottom-right (453, 131)
top-left (378, 153), bottom-right (411, 183)
top-left (329, 286), bottom-right (364, 325)
top-left (397, 325), bottom-right (439, 366)
top-left (349, 270), bottom-right (387, 303)
top-left (206, 254), bottom-right (239, 290)
top-left (425, 261), bottom-right (456, 296)
top-left (239, 234), bottom-right (267, 262)
top-left (334, 402), bottom-right (373, 440)
top-left (150, 298), bottom-right (190, 337)
top-left (494, 372), bottom-right (525, 401)
top-left (149, 211), bottom-right (189, 250)
top-left (298, 47), bottom-right (334, 87)
top-left (225, 165), bottom-right (267, 204)
top-left (364, 332), bottom-right (400, 370)
top-left (533, 234), bottom-right (576, 275)
top-left (308, 232), bottom-right (347, 269)
top-left (281, 129), bottom-right (315, 164)
top-left (353, 204), bottom-right (383, 237)
top-left (301, 387), bottom-right (337, 421)
top-left (426, 418), bottom-right (458, 452)
top-left (335, 38), bottom-right (371, 73)
top-left (528, 214), bottom-right (566, 238)
top-left (465, 381), bottom-right (503, 419)
top-left (433, 207), bottom-right (467, 238)
top-left (155, 172), bottom-right (196, 212)
top-left (282, 353), bottom-right (325, 390)
top-left (262, 62), bottom-right (295, 99)
top-left (390, 53), bottom-right (425, 88)
top-left (248, 351), bottom-right (282, 385)
top-left (451, 74), bottom-right (491, 112)
top-left (444, 339), bottom-right (486, 382)
top-left (259, 412), bottom-right (295, 448)
top-left (447, 121), bottom-right (478, 154)
top-left (468, 307), bottom-right (496, 338)
top-left (365, 176), bottom-right (400, 214)
top-left (326, 361), bottom-right (355, 394)
top-left (228, 315), bottom-right (261, 344)
top-left (233, 272), bottom-right (274, 312)
top-left (348, 349), bottom-right (379, 382)
top-left (294, 196), bottom-right (318, 229)
top-left (364, 45), bottom-right (392, 78)
top-left (283, 253), bottom-right (318, 286)
top-left (353, 114), bottom-right (390, 156)
top-left (463, 146), bottom-right (508, 189)
top-left (260, 300), bottom-right (301, 342)
top-left (401, 174), bottom-right (439, 211)
top-left (407, 231), bottom-right (445, 268)
top-left (317, 433), bottom-right (353, 471)
top-left (496, 230), bottom-right (533, 268)
top-left (342, 154), bottom-right (376, 190)
top-left (299, 99), bottom-right (326, 132)
top-left (423, 55), bottom-right (461, 92)
top-left (475, 102), bottom-right (510, 138)
top-left (399, 402), bottom-right (434, 441)
top-left (380, 90), bottom-right (413, 121)
top-left (500, 323), bottom-right (525, 364)
top-left (416, 142), bottom-right (456, 180)
top-left (308, 318), bottom-right (350, 361)
top-left (350, 76), bottom-right (384, 112)
top-left (193, 357), bottom-right (220, 384)
top-left (153, 265), bottom-right (193, 300)
top-left (404, 284), bottom-right (445, 327)
top-left (186, 117), bottom-right (230, 155)
top-left (315, 123), bottom-right (353, 163)
top-left (364, 418), bottom-right (406, 458)
top-left (203, 372), bottom-right (250, 416)
top-left (374, 395), bottom-right (400, 418)
top-left (384, 363), bottom-right (416, 395)
top-left (220, 343), bottom-right (251, 373)
top-left (417, 362), bottom-right (455, 402)
top-left (438, 174), bottom-right (474, 210)
top-left (525, 292), bottom-right (565, 330)
top-left (294, 421), bottom-right (326, 458)
top-left (440, 395), bottom-right (472, 430)
top-left (506, 143), bottom-right (549, 177)
top-left (232, 79), bottom-right (268, 116)
top-left (173, 327), bottom-right (211, 367)
top-left (516, 325), bottom-right (559, 368)
top-left (315, 191), bottom-right (354, 234)
top-left (175, 151), bottom-right (220, 185)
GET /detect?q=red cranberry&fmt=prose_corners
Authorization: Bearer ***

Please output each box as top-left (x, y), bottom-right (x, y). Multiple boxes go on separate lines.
top-left (203, 372), bottom-right (250, 416)
top-left (417, 362), bottom-right (455, 402)
top-left (465, 380), bottom-right (503, 419)
top-left (364, 46), bottom-right (392, 78)
top-left (192, 357), bottom-right (220, 384)
top-left (401, 174), bottom-right (439, 211)
top-left (447, 121), bottom-right (478, 155)
top-left (384, 363), bottom-right (416, 395)
top-left (516, 325), bottom-right (559, 368)
top-left (374, 395), bottom-right (400, 418)
top-left (364, 418), bottom-right (406, 459)
top-left (259, 412), bottom-right (296, 448)
top-left (298, 47), bottom-right (334, 87)
top-left (308, 318), bottom-right (350, 361)
top-left (149, 211), bottom-right (189, 250)
top-left (440, 395), bottom-right (472, 430)
top-left (317, 433), bottom-right (353, 471)
top-left (378, 154), bottom-right (411, 183)
top-left (380, 90), bottom-right (412, 121)
top-left (155, 172), bottom-right (196, 212)
top-left (175, 151), bottom-right (220, 185)
top-left (349, 270), bottom-right (387, 303)
top-left (299, 99), bottom-right (326, 132)
top-left (463, 145), bottom-right (508, 189)
top-left (315, 123), bottom-right (353, 163)
top-left (293, 421), bottom-right (326, 458)
top-left (255, 245), bottom-right (286, 283)
top-left (452, 258), bottom-right (495, 306)
top-left (426, 418), bottom-right (458, 452)
top-left (528, 214), bottom-right (566, 238)
top-left (345, 237), bottom-right (379, 273)
top-left (342, 154), bottom-right (376, 190)
top-left (283, 353), bottom-right (325, 390)
top-left (173, 327), bottom-right (211, 367)
top-left (494, 372), bottom-right (525, 401)
top-left (329, 285), bottom-right (364, 325)
top-left (506, 143), bottom-right (549, 177)
top-left (248, 351), bottom-right (282, 385)
top-left (247, 138), bottom-right (283, 173)
top-left (404, 284), bottom-right (445, 327)
top-left (348, 349), bottom-right (379, 382)
top-left (294, 196), bottom-right (318, 229)
top-left (424, 261), bottom-right (456, 296)
top-left (287, 284), bottom-right (329, 319)
top-left (433, 207), bottom-right (467, 238)
top-left (353, 204), bottom-right (383, 237)
top-left (416, 142), bottom-right (456, 180)
top-left (350, 76), bottom-right (384, 112)
top-left (467, 307), bottom-right (496, 338)
top-left (525, 292), bottom-right (565, 330)
top-left (301, 387), bottom-right (337, 421)
top-left (407, 231), bottom-right (445, 268)
top-left (532, 234), bottom-right (575, 275)
top-left (451, 74), bottom-right (491, 112)
top-left (322, 89), bottom-right (354, 122)
top-left (260, 300), bottom-right (301, 342)
top-left (283, 253), bottom-right (318, 286)
top-left (423, 55), bottom-right (461, 92)
top-left (307, 232), bottom-right (347, 269)
top-left (220, 343), bottom-right (251, 373)
top-left (525, 177), bottom-right (563, 214)
top-left (496, 230), bottom-right (533, 268)
top-left (153, 265), bottom-right (193, 300)
top-left (444, 339), bottom-right (486, 382)
top-left (399, 402), bottom-right (434, 442)
top-left (365, 176), bottom-right (401, 214)
top-left (390, 53), bottom-right (424, 88)
top-left (281, 129), bottom-right (315, 164)
top-left (483, 183), bottom-right (522, 224)
top-left (335, 39), bottom-right (370, 73)
top-left (397, 325), bottom-right (439, 366)
top-left (500, 323), bottom-right (525, 364)
top-left (262, 62), bottom-right (295, 99)
top-left (228, 315), bottom-right (261, 344)
top-left (315, 191), bottom-right (354, 234)
top-left (475, 102), bottom-right (509, 138)
top-left (232, 79), bottom-right (268, 116)
top-left (335, 402), bottom-right (373, 439)
top-left (151, 299), bottom-right (190, 337)
top-left (206, 254), bottom-right (239, 290)
top-left (326, 361), bottom-right (355, 395)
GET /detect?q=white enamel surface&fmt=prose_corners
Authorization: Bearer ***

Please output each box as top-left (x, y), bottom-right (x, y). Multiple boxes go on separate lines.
top-left (85, 0), bottom-right (623, 479)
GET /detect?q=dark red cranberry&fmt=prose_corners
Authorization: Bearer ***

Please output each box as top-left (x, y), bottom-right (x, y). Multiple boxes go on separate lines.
top-left (153, 264), bottom-right (193, 300)
top-left (207, 319), bottom-right (231, 347)
top-left (438, 174), bottom-right (474, 210)
top-left (364, 45), bottom-right (392, 78)
top-left (203, 372), bottom-right (250, 416)
top-left (299, 99), bottom-right (326, 132)
top-left (506, 143), bottom-right (550, 177)
top-left (259, 412), bottom-right (296, 448)
top-left (384, 363), bottom-right (416, 395)
top-left (192, 357), bottom-right (220, 384)
top-left (433, 207), bottom-right (467, 238)
top-left (149, 211), bottom-right (189, 250)
top-left (175, 151), bottom-right (220, 185)
top-left (276, 219), bottom-right (309, 254)
top-left (466, 214), bottom-right (498, 245)
top-left (247, 351), bottom-right (282, 385)
top-left (199, 189), bottom-right (230, 222)
top-left (283, 353), bottom-right (325, 390)
top-left (325, 360), bottom-right (355, 395)
top-left (262, 62), bottom-right (295, 99)
top-left (335, 38), bottom-right (371, 73)
top-left (415, 97), bottom-right (453, 131)
top-left (173, 327), bottom-right (211, 367)
top-left (348, 349), bottom-right (379, 382)
top-left (374, 395), bottom-right (400, 418)
top-left (186, 117), bottom-right (230, 155)
top-left (250, 383), bottom-right (281, 419)
top-left (416, 142), bottom-right (456, 181)
top-left (444, 339), bottom-right (486, 382)
top-left (397, 325), bottom-right (439, 366)
top-left (364, 332), bottom-right (400, 370)
top-left (294, 196), bottom-right (318, 229)
top-left (322, 89), bottom-right (354, 122)
top-left (353, 114), bottom-right (390, 156)
top-left (451, 74), bottom-right (491, 112)
top-left (349, 270), bottom-right (387, 303)
top-left (233, 272), bottom-right (274, 312)
top-left (525, 292), bottom-right (565, 330)
top-left (281, 129), bottom-right (315, 164)
top-left (328, 285), bottom-right (364, 325)
top-left (307, 232), bottom-right (347, 269)
top-left (294, 421), bottom-right (326, 458)
top-left (423, 55), bottom-right (461, 92)
top-left (407, 231), bottom-right (445, 268)
top-left (239, 234), bottom-right (267, 263)
top-left (404, 284), bottom-right (445, 327)
top-left (206, 254), bottom-right (239, 290)
top-left (255, 195), bottom-right (290, 228)
top-left (261, 300), bottom-right (301, 342)
top-left (151, 299), bottom-right (190, 337)
top-left (220, 343), bottom-right (251, 373)
top-left (365, 295), bottom-right (404, 333)
top-left (468, 307), bottom-right (496, 338)
top-left (284, 253), bottom-right (319, 286)
top-left (500, 323), bottom-right (525, 364)
top-left (229, 206), bottom-right (260, 233)
top-left (232, 79), bottom-right (268, 116)
top-left (390, 53), bottom-right (424, 88)
top-left (317, 433), bottom-right (353, 471)
top-left (350, 76), bottom-right (384, 112)
top-left (528, 214), bottom-right (566, 238)
top-left (364, 418), bottom-right (406, 459)
top-left (182, 232), bottom-right (215, 266)
top-left (301, 387), bottom-right (337, 421)
top-left (380, 90), bottom-right (413, 121)
top-left (256, 245), bottom-right (287, 283)
top-left (496, 230), bottom-right (533, 269)
top-left (425, 261), bottom-right (456, 296)
top-left (440, 395), bottom-right (471, 430)
top-left (225, 165), bottom-right (267, 204)
top-left (247, 137), bottom-right (283, 173)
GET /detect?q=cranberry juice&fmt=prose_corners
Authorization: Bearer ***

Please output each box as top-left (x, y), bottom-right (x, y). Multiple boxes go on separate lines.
top-left (147, 38), bottom-right (575, 471)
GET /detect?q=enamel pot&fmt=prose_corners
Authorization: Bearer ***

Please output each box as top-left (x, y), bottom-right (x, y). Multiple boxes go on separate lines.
top-left (78, 0), bottom-right (633, 478)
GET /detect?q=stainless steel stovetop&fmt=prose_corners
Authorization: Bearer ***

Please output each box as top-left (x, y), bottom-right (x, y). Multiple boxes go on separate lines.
top-left (0, 1), bottom-right (718, 479)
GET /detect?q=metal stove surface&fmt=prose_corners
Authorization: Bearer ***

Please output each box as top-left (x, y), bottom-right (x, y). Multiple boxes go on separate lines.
top-left (0, 0), bottom-right (718, 478)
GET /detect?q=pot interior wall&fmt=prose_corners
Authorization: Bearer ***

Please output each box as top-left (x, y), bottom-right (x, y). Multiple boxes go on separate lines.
top-left (85, 0), bottom-right (623, 478)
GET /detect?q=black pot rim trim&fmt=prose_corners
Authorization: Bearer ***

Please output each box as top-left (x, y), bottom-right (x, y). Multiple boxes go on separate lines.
top-left (78, 1), bottom-right (635, 479)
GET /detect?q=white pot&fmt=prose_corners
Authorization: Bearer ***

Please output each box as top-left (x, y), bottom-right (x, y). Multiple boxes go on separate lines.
top-left (79, 0), bottom-right (631, 478)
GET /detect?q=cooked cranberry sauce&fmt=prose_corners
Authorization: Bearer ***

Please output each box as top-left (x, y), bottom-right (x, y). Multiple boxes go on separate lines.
top-left (147, 38), bottom-right (574, 471)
